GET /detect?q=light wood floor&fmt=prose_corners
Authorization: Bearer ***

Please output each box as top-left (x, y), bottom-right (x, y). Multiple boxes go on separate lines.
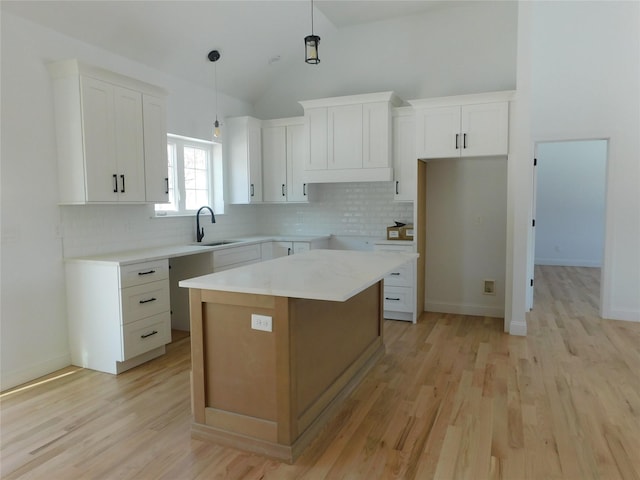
top-left (2, 266), bottom-right (639, 479)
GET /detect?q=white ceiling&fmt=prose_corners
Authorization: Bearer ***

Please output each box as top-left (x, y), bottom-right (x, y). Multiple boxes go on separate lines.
top-left (0, 0), bottom-right (447, 104)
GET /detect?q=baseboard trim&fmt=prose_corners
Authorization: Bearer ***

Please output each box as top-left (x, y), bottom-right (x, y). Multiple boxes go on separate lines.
top-left (424, 301), bottom-right (504, 318)
top-left (1, 353), bottom-right (71, 392)
top-left (509, 319), bottom-right (527, 336)
top-left (602, 309), bottom-right (640, 323)
top-left (535, 259), bottom-right (602, 267)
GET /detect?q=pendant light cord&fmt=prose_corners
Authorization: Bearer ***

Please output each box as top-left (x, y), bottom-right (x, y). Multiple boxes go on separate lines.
top-left (311, 0), bottom-right (314, 35)
top-left (214, 60), bottom-right (218, 122)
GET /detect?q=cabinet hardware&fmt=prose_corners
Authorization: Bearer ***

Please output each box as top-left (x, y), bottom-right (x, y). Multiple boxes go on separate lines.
top-left (395, 181), bottom-right (399, 195)
top-left (165, 177), bottom-right (169, 194)
top-left (390, 272), bottom-right (400, 276)
top-left (287, 248), bottom-right (292, 255)
top-left (120, 174), bottom-right (125, 193)
top-left (140, 330), bottom-right (158, 339)
top-left (385, 297), bottom-right (401, 301)
top-left (463, 133), bottom-right (467, 149)
top-left (303, 183), bottom-right (307, 196)
top-left (113, 174), bottom-right (118, 193)
top-left (138, 270), bottom-right (156, 276)
top-left (139, 297), bottom-right (157, 304)
top-left (455, 133), bottom-right (459, 149)
top-left (250, 184), bottom-right (254, 197)
top-left (282, 184), bottom-right (286, 197)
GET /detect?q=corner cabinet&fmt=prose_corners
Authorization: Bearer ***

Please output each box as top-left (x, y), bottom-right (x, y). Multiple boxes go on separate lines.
top-left (49, 59), bottom-right (168, 204)
top-left (262, 117), bottom-right (309, 203)
top-left (65, 259), bottom-right (172, 374)
top-left (226, 116), bottom-right (263, 204)
top-left (299, 91), bottom-right (402, 183)
top-left (410, 91), bottom-right (514, 160)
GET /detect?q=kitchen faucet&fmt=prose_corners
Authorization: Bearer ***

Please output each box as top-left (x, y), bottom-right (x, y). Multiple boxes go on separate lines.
top-left (196, 206), bottom-right (216, 242)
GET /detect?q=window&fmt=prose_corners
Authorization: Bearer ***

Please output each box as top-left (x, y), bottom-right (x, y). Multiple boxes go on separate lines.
top-left (155, 134), bottom-right (224, 216)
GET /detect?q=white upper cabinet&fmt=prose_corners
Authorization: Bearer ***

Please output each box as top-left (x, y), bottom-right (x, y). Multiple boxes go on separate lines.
top-left (300, 91), bottom-right (401, 183)
top-left (49, 59), bottom-right (168, 204)
top-left (410, 91), bottom-right (514, 160)
top-left (226, 116), bottom-right (263, 204)
top-left (392, 107), bottom-right (416, 202)
top-left (142, 94), bottom-right (169, 203)
top-left (261, 117), bottom-right (309, 203)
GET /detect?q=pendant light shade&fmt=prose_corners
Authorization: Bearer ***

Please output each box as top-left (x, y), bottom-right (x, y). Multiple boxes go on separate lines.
top-left (208, 49), bottom-right (221, 138)
top-left (305, 0), bottom-right (320, 64)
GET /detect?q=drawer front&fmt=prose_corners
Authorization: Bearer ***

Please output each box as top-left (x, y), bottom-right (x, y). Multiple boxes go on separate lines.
top-left (384, 262), bottom-right (414, 287)
top-left (120, 260), bottom-right (169, 288)
top-left (213, 243), bottom-right (262, 270)
top-left (121, 280), bottom-right (170, 324)
top-left (214, 258), bottom-right (261, 272)
top-left (122, 312), bottom-right (171, 360)
top-left (383, 286), bottom-right (414, 312)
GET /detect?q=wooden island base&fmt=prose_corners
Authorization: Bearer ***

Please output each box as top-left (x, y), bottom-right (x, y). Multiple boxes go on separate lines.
top-left (188, 281), bottom-right (384, 463)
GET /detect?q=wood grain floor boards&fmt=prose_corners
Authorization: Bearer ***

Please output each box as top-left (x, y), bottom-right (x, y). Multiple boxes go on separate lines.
top-left (2, 267), bottom-right (639, 479)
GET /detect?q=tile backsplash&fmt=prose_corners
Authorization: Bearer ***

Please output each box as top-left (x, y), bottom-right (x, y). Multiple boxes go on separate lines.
top-left (60, 182), bottom-right (413, 258)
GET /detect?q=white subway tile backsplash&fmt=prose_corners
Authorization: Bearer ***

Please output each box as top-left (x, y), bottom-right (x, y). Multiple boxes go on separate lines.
top-left (60, 182), bottom-right (413, 258)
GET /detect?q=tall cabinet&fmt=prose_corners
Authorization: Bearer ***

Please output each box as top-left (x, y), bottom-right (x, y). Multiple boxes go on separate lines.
top-left (49, 60), bottom-right (168, 204)
top-left (226, 116), bottom-right (263, 204)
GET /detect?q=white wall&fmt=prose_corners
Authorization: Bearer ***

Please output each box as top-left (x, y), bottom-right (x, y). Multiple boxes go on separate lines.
top-left (425, 158), bottom-right (507, 317)
top-left (254, 1), bottom-right (518, 119)
top-left (534, 140), bottom-right (607, 267)
top-left (0, 12), bottom-right (256, 390)
top-left (512, 1), bottom-right (640, 326)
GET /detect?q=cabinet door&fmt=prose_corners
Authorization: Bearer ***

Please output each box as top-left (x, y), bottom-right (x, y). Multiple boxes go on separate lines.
top-left (248, 120), bottom-right (263, 202)
top-left (286, 124), bottom-right (308, 202)
top-left (143, 94), bottom-right (169, 203)
top-left (328, 104), bottom-right (362, 170)
top-left (415, 105), bottom-right (460, 159)
top-left (272, 241), bottom-right (293, 257)
top-left (227, 117), bottom-right (263, 204)
top-left (80, 76), bottom-right (118, 202)
top-left (392, 113), bottom-right (416, 202)
top-left (461, 102), bottom-right (509, 157)
top-left (363, 101), bottom-right (391, 169)
top-left (305, 108), bottom-right (328, 171)
top-left (292, 242), bottom-right (310, 254)
top-left (113, 86), bottom-right (145, 202)
top-left (262, 126), bottom-right (287, 203)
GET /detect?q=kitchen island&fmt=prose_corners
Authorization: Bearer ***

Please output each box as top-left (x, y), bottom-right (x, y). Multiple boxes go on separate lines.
top-left (179, 249), bottom-right (417, 462)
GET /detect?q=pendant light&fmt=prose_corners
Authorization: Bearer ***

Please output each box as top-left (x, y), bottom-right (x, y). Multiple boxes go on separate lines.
top-left (208, 49), bottom-right (221, 138)
top-left (304, 0), bottom-right (320, 64)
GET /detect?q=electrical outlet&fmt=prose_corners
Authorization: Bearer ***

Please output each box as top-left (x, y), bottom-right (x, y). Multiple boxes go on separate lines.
top-left (483, 279), bottom-right (496, 295)
top-left (251, 314), bottom-right (272, 332)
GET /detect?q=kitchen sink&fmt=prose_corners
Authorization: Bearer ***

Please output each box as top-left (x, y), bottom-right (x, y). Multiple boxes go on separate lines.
top-left (194, 240), bottom-right (241, 247)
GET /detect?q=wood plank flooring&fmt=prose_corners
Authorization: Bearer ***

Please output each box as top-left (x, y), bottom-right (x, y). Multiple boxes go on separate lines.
top-left (2, 266), bottom-right (639, 479)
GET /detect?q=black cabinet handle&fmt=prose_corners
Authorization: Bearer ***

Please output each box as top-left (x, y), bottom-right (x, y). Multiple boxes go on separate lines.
top-left (390, 272), bottom-right (401, 276)
top-left (303, 183), bottom-right (307, 196)
top-left (282, 184), bottom-right (286, 197)
top-left (463, 133), bottom-right (467, 149)
top-left (385, 297), bottom-right (401, 301)
top-left (140, 330), bottom-right (158, 339)
top-left (165, 177), bottom-right (169, 194)
top-left (250, 184), bottom-right (254, 197)
top-left (113, 174), bottom-right (118, 193)
top-left (287, 247), bottom-right (292, 255)
top-left (395, 181), bottom-right (399, 195)
top-left (455, 133), bottom-right (459, 149)
top-left (138, 270), bottom-right (156, 276)
top-left (120, 174), bottom-right (125, 193)
top-left (139, 297), bottom-right (157, 304)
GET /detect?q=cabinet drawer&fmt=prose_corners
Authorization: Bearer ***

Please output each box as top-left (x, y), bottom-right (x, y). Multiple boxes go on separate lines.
top-left (122, 312), bottom-right (171, 360)
top-left (120, 259), bottom-right (169, 288)
top-left (121, 280), bottom-right (170, 324)
top-left (213, 244), bottom-right (262, 270)
top-left (383, 286), bottom-right (414, 312)
top-left (384, 262), bottom-right (414, 287)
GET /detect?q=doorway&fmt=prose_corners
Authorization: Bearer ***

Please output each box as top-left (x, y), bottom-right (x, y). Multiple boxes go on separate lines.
top-left (529, 139), bottom-right (608, 312)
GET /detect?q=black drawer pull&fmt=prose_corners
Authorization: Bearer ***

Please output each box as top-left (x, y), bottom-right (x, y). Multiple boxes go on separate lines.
top-left (140, 330), bottom-right (158, 339)
top-left (139, 297), bottom-right (157, 304)
top-left (138, 270), bottom-right (156, 276)
top-left (385, 297), bottom-right (401, 301)
top-left (390, 272), bottom-right (401, 276)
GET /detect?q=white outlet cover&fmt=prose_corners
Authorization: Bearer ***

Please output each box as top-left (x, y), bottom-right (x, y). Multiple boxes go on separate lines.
top-left (251, 314), bottom-right (272, 332)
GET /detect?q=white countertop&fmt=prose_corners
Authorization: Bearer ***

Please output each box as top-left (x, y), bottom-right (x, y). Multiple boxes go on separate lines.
top-left (64, 235), bottom-right (331, 265)
top-left (179, 249), bottom-right (418, 302)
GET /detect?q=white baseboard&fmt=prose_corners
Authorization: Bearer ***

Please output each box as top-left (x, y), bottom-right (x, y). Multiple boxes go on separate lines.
top-left (509, 319), bottom-right (527, 336)
top-left (424, 301), bottom-right (504, 318)
top-left (601, 309), bottom-right (640, 323)
top-left (1, 353), bottom-right (71, 392)
top-left (535, 258), bottom-right (601, 267)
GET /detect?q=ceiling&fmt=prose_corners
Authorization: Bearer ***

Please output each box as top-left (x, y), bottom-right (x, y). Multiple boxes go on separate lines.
top-left (0, 0), bottom-right (447, 104)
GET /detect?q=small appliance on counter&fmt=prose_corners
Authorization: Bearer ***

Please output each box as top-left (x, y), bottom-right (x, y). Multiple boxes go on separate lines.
top-left (386, 221), bottom-right (414, 241)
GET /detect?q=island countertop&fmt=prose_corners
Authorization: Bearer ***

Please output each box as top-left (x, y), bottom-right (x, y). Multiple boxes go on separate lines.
top-left (179, 249), bottom-right (417, 302)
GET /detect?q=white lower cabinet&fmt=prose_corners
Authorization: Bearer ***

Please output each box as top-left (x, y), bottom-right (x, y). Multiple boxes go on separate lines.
top-left (374, 242), bottom-right (417, 323)
top-left (261, 238), bottom-right (328, 260)
top-left (66, 258), bottom-right (172, 374)
top-left (213, 243), bottom-right (262, 272)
